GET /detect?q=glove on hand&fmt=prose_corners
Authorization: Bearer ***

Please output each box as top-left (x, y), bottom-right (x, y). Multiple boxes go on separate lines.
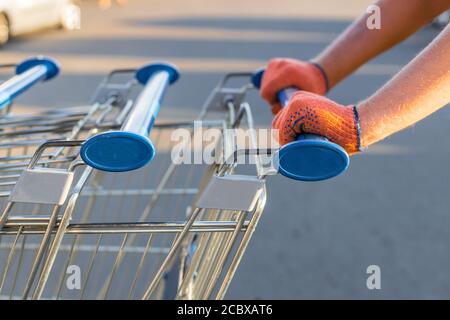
top-left (261, 58), bottom-right (329, 114)
top-left (272, 91), bottom-right (361, 155)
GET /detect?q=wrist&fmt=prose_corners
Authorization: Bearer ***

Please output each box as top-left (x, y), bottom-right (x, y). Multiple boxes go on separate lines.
top-left (310, 56), bottom-right (341, 90)
top-left (355, 100), bottom-right (376, 148)
top-left (351, 105), bottom-right (363, 152)
top-left (309, 61), bottom-right (330, 93)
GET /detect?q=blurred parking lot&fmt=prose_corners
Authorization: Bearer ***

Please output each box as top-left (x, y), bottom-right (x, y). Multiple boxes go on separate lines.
top-left (2, 0), bottom-right (450, 299)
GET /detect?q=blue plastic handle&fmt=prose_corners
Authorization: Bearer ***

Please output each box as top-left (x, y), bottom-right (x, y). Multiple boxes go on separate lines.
top-left (252, 69), bottom-right (349, 181)
top-left (80, 62), bottom-right (179, 172)
top-left (0, 56), bottom-right (59, 110)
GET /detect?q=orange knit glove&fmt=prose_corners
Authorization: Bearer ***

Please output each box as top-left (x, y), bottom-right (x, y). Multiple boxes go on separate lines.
top-left (272, 91), bottom-right (361, 155)
top-left (261, 58), bottom-right (329, 114)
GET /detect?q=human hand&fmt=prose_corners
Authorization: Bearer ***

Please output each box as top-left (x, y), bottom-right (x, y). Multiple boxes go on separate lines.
top-left (272, 91), bottom-right (361, 155)
top-left (260, 58), bottom-right (328, 114)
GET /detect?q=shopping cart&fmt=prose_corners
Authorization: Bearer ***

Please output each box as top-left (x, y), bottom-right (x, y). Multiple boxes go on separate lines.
top-left (0, 57), bottom-right (277, 300)
top-left (0, 56), bottom-right (59, 114)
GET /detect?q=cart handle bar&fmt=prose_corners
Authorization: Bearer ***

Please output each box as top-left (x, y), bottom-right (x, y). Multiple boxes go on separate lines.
top-left (252, 69), bottom-right (349, 181)
top-left (80, 62), bottom-right (179, 172)
top-left (0, 56), bottom-right (59, 110)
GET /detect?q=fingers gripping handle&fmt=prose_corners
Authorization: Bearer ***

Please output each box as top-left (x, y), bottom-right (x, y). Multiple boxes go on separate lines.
top-left (251, 69), bottom-right (349, 181)
top-left (0, 56), bottom-right (59, 110)
top-left (81, 62), bottom-right (179, 172)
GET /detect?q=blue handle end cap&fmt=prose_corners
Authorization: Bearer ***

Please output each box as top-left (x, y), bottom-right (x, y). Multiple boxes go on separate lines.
top-left (136, 62), bottom-right (180, 85)
top-left (251, 69), bottom-right (265, 89)
top-left (16, 56), bottom-right (60, 81)
top-left (276, 139), bottom-right (349, 181)
top-left (81, 131), bottom-right (155, 172)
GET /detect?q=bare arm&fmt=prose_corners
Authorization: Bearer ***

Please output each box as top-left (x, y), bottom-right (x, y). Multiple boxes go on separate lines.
top-left (358, 24), bottom-right (450, 147)
top-left (312, 0), bottom-right (450, 89)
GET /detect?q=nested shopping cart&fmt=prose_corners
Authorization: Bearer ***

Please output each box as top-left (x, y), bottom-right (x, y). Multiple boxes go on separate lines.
top-left (0, 57), bottom-right (276, 300)
top-left (0, 56), bottom-right (350, 300)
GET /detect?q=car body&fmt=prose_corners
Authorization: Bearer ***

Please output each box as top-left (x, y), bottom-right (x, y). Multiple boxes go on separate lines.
top-left (0, 0), bottom-right (80, 45)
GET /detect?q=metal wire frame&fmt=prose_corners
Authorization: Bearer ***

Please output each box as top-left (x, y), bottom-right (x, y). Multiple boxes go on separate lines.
top-left (0, 68), bottom-right (138, 203)
top-left (0, 72), bottom-right (270, 300)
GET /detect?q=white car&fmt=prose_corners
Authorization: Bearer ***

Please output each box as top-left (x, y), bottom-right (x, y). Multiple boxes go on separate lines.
top-left (0, 0), bottom-right (80, 46)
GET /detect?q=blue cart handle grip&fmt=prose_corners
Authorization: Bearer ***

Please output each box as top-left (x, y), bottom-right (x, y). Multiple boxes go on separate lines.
top-left (81, 62), bottom-right (180, 172)
top-left (0, 56), bottom-right (59, 110)
top-left (251, 69), bottom-right (349, 181)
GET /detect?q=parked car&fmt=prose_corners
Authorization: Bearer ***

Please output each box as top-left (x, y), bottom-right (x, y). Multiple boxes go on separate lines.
top-left (0, 0), bottom-right (80, 46)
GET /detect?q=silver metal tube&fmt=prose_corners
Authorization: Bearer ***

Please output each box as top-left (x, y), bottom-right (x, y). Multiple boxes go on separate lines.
top-left (0, 221), bottom-right (249, 235)
top-left (0, 57), bottom-right (59, 110)
top-left (79, 62), bottom-right (179, 172)
top-left (122, 72), bottom-right (168, 136)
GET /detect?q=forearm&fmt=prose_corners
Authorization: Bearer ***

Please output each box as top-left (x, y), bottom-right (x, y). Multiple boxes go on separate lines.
top-left (358, 24), bottom-right (450, 147)
top-left (312, 0), bottom-right (450, 89)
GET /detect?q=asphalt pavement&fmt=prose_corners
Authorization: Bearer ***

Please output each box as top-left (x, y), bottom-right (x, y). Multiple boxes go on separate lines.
top-left (1, 0), bottom-right (450, 299)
